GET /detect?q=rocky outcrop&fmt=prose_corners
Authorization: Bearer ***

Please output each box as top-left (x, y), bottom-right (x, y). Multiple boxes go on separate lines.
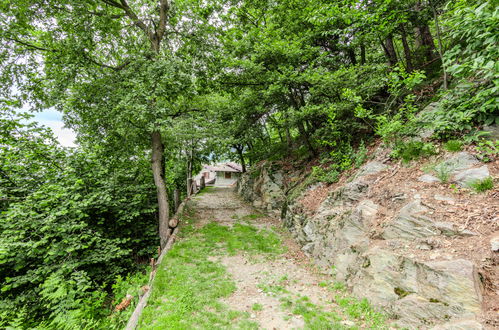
top-left (237, 163), bottom-right (286, 215)
top-left (238, 157), bottom-right (494, 329)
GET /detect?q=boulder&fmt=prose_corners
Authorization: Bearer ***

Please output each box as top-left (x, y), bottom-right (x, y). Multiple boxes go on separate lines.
top-left (352, 248), bottom-right (482, 328)
top-left (453, 166), bottom-right (490, 187)
top-left (482, 124), bottom-right (499, 141)
top-left (438, 152), bottom-right (479, 174)
top-left (382, 201), bottom-right (439, 240)
top-left (355, 161), bottom-right (388, 178)
top-left (431, 319), bottom-right (484, 330)
top-left (419, 174), bottom-right (441, 183)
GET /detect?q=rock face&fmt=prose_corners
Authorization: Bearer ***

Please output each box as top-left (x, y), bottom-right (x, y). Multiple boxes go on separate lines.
top-left (237, 164), bottom-right (286, 215)
top-left (238, 160), bottom-right (487, 329)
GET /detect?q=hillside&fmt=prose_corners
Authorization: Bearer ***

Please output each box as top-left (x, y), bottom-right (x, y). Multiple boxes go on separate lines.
top-left (238, 131), bottom-right (498, 328)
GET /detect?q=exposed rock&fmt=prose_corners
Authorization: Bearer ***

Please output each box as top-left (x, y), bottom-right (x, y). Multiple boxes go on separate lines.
top-left (419, 174), bottom-right (441, 183)
top-left (434, 194), bottom-right (455, 202)
top-left (434, 222), bottom-right (477, 237)
top-left (431, 319), bottom-right (484, 330)
top-left (482, 124), bottom-right (499, 141)
top-left (352, 249), bottom-right (482, 328)
top-left (237, 165), bottom-right (286, 212)
top-left (453, 166), bottom-right (490, 187)
top-left (239, 161), bottom-right (486, 329)
top-left (382, 201), bottom-right (439, 240)
top-left (323, 179), bottom-right (369, 207)
top-left (490, 234), bottom-right (499, 252)
top-left (355, 161), bottom-right (388, 178)
top-left (438, 152), bottom-right (479, 174)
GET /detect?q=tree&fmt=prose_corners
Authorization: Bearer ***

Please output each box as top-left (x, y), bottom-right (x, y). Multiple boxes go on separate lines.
top-left (0, 0), bottom-right (216, 248)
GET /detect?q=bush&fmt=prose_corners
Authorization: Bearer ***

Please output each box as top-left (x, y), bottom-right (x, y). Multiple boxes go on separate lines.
top-left (392, 141), bottom-right (437, 163)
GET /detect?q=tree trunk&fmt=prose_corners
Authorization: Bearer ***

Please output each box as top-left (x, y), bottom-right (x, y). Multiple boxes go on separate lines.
top-left (430, 0), bottom-right (447, 89)
top-left (347, 48), bottom-right (357, 65)
top-left (383, 35), bottom-right (398, 66)
top-left (151, 131), bottom-right (170, 249)
top-left (360, 44), bottom-right (366, 65)
top-left (416, 24), bottom-right (436, 62)
top-left (414, 2), bottom-right (436, 63)
top-left (400, 25), bottom-right (413, 72)
top-left (173, 189), bottom-right (180, 212)
top-left (187, 177), bottom-right (193, 197)
top-left (235, 145), bottom-right (247, 173)
top-left (297, 121), bottom-right (317, 157)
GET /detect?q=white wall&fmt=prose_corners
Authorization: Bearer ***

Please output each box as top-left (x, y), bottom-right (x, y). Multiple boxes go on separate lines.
top-left (214, 172), bottom-right (239, 186)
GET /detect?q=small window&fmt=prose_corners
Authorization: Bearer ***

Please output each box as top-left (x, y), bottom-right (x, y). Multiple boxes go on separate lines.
top-left (204, 172), bottom-right (209, 178)
top-left (225, 172), bottom-right (231, 179)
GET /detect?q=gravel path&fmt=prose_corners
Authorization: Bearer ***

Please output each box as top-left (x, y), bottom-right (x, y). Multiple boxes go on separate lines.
top-left (190, 187), bottom-right (347, 329)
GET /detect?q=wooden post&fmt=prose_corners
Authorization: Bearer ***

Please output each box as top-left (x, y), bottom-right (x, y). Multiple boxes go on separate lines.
top-left (200, 176), bottom-right (205, 190)
top-left (187, 178), bottom-right (193, 197)
top-left (173, 189), bottom-right (180, 212)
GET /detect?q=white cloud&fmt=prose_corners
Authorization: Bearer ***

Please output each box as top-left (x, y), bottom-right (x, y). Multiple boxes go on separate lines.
top-left (37, 120), bottom-right (78, 147)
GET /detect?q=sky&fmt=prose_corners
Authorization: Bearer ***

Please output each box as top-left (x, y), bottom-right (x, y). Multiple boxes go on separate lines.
top-left (31, 109), bottom-right (77, 147)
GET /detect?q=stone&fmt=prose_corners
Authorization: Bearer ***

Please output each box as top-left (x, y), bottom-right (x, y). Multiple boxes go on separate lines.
top-left (453, 166), bottom-right (490, 187)
top-left (431, 319), bottom-right (484, 330)
top-left (482, 124), bottom-right (499, 141)
top-left (434, 222), bottom-right (477, 237)
top-left (438, 152), bottom-right (479, 174)
top-left (419, 174), bottom-right (441, 183)
top-left (382, 201), bottom-right (439, 240)
top-left (355, 161), bottom-right (388, 178)
top-left (352, 248), bottom-right (483, 328)
top-left (490, 234), bottom-right (499, 252)
top-left (434, 194), bottom-right (455, 202)
top-left (302, 220), bottom-right (317, 242)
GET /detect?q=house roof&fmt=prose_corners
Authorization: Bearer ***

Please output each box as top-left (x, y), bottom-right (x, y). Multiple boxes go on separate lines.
top-left (203, 162), bottom-right (242, 173)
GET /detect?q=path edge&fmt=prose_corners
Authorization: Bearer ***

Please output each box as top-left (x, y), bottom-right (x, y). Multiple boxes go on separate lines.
top-left (125, 192), bottom-right (196, 330)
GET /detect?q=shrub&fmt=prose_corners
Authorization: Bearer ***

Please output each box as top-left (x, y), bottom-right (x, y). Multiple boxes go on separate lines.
top-left (392, 141), bottom-right (437, 163)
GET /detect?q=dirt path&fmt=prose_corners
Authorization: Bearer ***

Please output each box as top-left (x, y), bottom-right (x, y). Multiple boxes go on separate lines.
top-left (188, 187), bottom-right (381, 329)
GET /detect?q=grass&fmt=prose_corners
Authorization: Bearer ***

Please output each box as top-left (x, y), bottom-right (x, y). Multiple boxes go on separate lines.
top-left (443, 140), bottom-right (463, 152)
top-left (195, 186), bottom-right (216, 196)
top-left (257, 279), bottom-right (388, 329)
top-left (469, 177), bottom-right (494, 193)
top-left (434, 164), bottom-right (452, 183)
top-left (137, 220), bottom-right (284, 329)
top-left (251, 303), bottom-right (263, 311)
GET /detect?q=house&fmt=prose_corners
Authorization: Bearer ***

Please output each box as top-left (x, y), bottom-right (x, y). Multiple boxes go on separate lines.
top-left (194, 162), bottom-right (243, 187)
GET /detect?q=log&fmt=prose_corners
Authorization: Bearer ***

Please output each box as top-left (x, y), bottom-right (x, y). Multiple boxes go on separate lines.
top-left (125, 227), bottom-right (179, 330)
top-left (125, 187), bottom-right (197, 330)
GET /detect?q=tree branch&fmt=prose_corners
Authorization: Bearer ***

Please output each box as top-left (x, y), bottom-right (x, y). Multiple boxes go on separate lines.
top-left (157, 0), bottom-right (170, 41)
top-left (118, 0), bottom-right (152, 38)
top-left (4, 36), bottom-right (56, 53)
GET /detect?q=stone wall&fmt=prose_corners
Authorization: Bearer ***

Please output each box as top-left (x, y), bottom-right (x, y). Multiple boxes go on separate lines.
top-left (238, 156), bottom-right (492, 329)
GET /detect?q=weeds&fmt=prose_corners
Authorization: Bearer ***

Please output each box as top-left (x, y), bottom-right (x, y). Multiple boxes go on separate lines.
top-left (392, 141), bottom-right (437, 163)
top-left (251, 303), bottom-right (263, 311)
top-left (443, 140), bottom-right (463, 152)
top-left (469, 177), bottom-right (494, 193)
